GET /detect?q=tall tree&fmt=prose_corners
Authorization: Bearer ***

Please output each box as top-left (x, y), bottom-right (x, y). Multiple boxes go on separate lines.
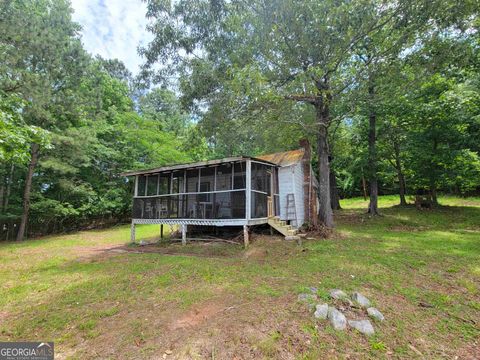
top-left (141, 0), bottom-right (418, 227)
top-left (138, 88), bottom-right (190, 136)
top-left (0, 0), bottom-right (88, 240)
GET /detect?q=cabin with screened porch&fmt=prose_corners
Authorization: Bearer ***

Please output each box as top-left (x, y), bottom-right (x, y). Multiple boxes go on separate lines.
top-left (121, 140), bottom-right (319, 246)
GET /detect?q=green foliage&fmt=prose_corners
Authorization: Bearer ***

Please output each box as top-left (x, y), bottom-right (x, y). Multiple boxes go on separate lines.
top-left (0, 92), bottom-right (51, 163)
top-left (1, 0), bottom-right (480, 237)
top-left (141, 0), bottom-right (480, 205)
top-left (0, 0), bottom-right (196, 237)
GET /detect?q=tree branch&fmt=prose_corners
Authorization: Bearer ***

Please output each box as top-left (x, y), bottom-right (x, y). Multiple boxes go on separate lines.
top-left (284, 94), bottom-right (317, 104)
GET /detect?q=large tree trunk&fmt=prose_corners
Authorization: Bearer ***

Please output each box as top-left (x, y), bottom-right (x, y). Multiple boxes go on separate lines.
top-left (16, 143), bottom-right (39, 241)
top-left (361, 173), bottom-right (367, 200)
top-left (393, 140), bottom-right (407, 206)
top-left (367, 83), bottom-right (379, 215)
top-left (316, 103), bottom-right (334, 228)
top-left (430, 181), bottom-right (438, 206)
top-left (330, 168), bottom-right (341, 210)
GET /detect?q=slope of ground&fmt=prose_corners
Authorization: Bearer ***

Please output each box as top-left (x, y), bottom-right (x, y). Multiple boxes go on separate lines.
top-left (0, 196), bottom-right (479, 359)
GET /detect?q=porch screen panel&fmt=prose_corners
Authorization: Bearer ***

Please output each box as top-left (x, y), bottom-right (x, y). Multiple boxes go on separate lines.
top-left (216, 163), bottom-right (232, 190)
top-left (147, 174), bottom-right (159, 196)
top-left (156, 196), bottom-right (168, 218)
top-left (137, 175), bottom-right (146, 196)
top-left (250, 162), bottom-right (272, 218)
top-left (233, 162), bottom-right (246, 189)
top-left (199, 167), bottom-right (215, 202)
top-left (186, 169), bottom-right (198, 192)
top-left (251, 192), bottom-right (268, 218)
top-left (166, 195), bottom-right (185, 218)
top-left (231, 190), bottom-right (246, 218)
top-left (158, 173), bottom-right (170, 195)
top-left (273, 168), bottom-right (280, 216)
top-left (171, 170), bottom-right (184, 193)
top-left (133, 197), bottom-right (157, 219)
top-left (251, 163), bottom-right (270, 193)
top-left (213, 191), bottom-right (245, 219)
top-left (185, 193), bottom-right (197, 218)
top-left (133, 198), bottom-right (143, 218)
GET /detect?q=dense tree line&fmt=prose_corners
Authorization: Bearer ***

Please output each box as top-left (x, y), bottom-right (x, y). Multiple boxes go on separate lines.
top-left (1, 0), bottom-right (479, 240)
top-left (0, 0), bottom-right (202, 240)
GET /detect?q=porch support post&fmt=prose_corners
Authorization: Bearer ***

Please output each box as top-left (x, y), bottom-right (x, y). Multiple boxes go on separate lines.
top-left (181, 224), bottom-right (187, 245)
top-left (246, 160), bottom-right (251, 221)
top-left (130, 221), bottom-right (136, 244)
top-left (243, 225), bottom-right (249, 248)
top-left (245, 160), bottom-right (252, 248)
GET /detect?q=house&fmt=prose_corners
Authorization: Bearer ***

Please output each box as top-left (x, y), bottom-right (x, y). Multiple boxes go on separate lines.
top-left (121, 140), bottom-right (318, 246)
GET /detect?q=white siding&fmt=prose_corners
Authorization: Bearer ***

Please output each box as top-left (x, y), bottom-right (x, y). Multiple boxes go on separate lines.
top-left (278, 163), bottom-right (305, 228)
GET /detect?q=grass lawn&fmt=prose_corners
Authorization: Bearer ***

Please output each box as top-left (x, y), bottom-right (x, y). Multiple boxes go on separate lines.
top-left (0, 195), bottom-right (479, 359)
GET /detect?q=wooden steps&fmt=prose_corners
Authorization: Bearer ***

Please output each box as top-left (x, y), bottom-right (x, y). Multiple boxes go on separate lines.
top-left (267, 216), bottom-right (299, 240)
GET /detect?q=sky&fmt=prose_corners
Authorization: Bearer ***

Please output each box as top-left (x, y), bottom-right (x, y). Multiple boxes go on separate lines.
top-left (70, 0), bottom-right (152, 74)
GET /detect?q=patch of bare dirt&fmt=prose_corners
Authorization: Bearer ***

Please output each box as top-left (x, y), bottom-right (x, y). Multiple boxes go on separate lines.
top-left (110, 242), bottom-right (242, 259)
top-left (57, 290), bottom-right (316, 360)
top-left (455, 340), bottom-right (480, 360)
top-left (0, 311), bottom-right (9, 323)
top-left (169, 302), bottom-right (225, 330)
top-left (243, 246), bottom-right (268, 260)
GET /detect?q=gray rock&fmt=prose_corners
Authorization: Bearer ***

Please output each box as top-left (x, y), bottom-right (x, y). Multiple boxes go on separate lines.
top-left (348, 319), bottom-right (375, 336)
top-left (314, 304), bottom-right (328, 319)
top-left (327, 306), bottom-right (347, 330)
top-left (352, 292), bottom-right (371, 308)
top-left (329, 289), bottom-right (349, 300)
top-left (367, 307), bottom-right (385, 321)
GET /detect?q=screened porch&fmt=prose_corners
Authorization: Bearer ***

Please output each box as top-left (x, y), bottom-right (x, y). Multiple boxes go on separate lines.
top-left (131, 158), bottom-right (280, 223)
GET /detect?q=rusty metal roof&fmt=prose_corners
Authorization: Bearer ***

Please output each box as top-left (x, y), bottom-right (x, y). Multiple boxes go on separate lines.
top-left (120, 149), bottom-right (305, 176)
top-left (120, 156), bottom-right (277, 176)
top-left (257, 148), bottom-right (305, 167)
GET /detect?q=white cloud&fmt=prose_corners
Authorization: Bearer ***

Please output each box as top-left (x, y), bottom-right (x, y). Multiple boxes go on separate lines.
top-left (70, 0), bottom-right (152, 74)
